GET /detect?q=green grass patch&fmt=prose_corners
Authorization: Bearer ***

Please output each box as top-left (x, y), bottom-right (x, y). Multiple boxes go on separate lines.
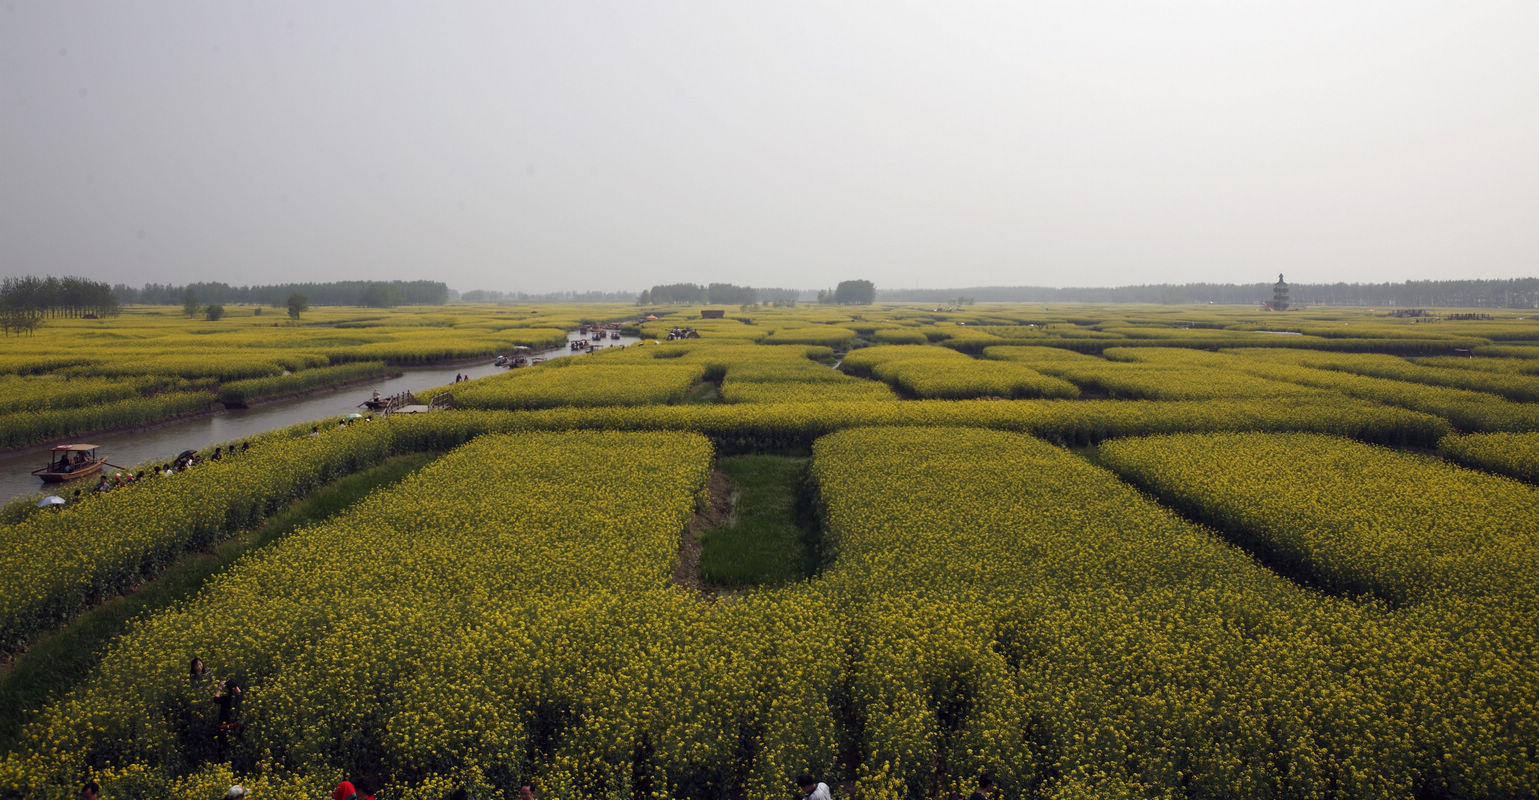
top-left (698, 455), bottom-right (815, 586)
top-left (0, 451), bottom-right (440, 751)
top-left (683, 379), bottom-right (721, 403)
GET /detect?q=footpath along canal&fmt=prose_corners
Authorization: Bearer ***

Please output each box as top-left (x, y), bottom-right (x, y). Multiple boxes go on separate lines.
top-left (0, 330), bottom-right (640, 504)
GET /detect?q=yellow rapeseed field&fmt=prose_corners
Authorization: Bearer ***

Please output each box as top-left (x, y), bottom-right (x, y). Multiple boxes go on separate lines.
top-left (6, 303), bottom-right (1539, 798)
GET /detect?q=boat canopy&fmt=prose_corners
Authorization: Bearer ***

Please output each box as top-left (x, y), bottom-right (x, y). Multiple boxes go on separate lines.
top-left (52, 444), bottom-right (99, 451)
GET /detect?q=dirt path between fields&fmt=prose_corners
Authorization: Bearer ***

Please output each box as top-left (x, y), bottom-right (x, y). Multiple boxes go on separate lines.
top-left (674, 471), bottom-right (735, 599)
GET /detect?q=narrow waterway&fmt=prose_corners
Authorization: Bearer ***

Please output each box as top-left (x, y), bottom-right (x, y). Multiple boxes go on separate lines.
top-left (1, 330), bottom-right (639, 504)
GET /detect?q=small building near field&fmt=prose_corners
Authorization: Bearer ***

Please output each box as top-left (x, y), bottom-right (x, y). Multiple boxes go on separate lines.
top-left (700, 309), bottom-right (725, 319)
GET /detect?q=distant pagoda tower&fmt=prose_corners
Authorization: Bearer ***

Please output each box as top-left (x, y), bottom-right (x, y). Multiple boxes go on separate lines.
top-left (1271, 273), bottom-right (1290, 311)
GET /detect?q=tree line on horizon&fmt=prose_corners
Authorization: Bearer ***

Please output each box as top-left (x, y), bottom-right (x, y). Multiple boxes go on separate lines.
top-left (639, 283), bottom-right (799, 305)
top-left (14, 274), bottom-right (1530, 312)
top-left (638, 281), bottom-right (877, 305)
top-left (879, 278), bottom-right (1539, 308)
top-left (470, 277), bottom-right (1537, 309)
top-left (115, 280), bottom-right (449, 308)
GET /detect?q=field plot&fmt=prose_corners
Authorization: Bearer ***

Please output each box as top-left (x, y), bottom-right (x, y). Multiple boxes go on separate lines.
top-left (453, 363), bottom-right (708, 409)
top-left (1440, 430), bottom-right (1539, 483)
top-left (842, 345), bottom-right (1080, 399)
top-left (1097, 431), bottom-right (1539, 797)
top-left (1098, 432), bottom-right (1539, 605)
top-left (6, 302), bottom-right (1539, 799)
top-left (1, 431), bottom-right (718, 799)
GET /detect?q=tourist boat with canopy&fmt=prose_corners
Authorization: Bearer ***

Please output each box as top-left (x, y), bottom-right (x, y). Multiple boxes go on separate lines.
top-left (32, 444), bottom-right (107, 483)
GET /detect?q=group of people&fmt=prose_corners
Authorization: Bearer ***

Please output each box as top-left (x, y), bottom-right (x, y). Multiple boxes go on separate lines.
top-left (793, 773), bottom-right (995, 800)
top-left (215, 781), bottom-right (382, 800)
top-left (55, 451), bottom-right (92, 473)
top-left (441, 785), bottom-right (536, 800)
top-left (79, 779), bottom-right (542, 800)
top-left (77, 440), bottom-right (253, 499)
top-left (87, 663), bottom-right (987, 800)
top-left (189, 657), bottom-right (244, 747)
top-left (165, 442), bottom-right (250, 473)
top-left (80, 758), bottom-right (982, 798)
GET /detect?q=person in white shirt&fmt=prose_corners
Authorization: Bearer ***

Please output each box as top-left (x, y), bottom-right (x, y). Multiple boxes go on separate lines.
top-left (796, 773), bottom-right (832, 800)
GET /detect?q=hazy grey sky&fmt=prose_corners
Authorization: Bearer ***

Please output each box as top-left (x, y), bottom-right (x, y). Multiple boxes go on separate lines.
top-left (4, 1), bottom-right (1537, 293)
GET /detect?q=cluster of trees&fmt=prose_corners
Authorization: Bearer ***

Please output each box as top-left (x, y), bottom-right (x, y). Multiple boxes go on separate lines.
top-left (1, 276), bottom-right (119, 335)
top-left (638, 283), bottom-right (864, 306)
top-left (459, 289), bottom-right (638, 303)
top-left (756, 287), bottom-right (803, 304)
top-left (639, 283), bottom-right (757, 305)
top-left (818, 279), bottom-right (876, 305)
top-left (116, 280), bottom-right (448, 307)
top-left (880, 278), bottom-right (1539, 308)
top-left (182, 289), bottom-right (307, 321)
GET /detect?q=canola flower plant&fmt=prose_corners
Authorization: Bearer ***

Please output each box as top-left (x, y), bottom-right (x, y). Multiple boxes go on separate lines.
top-left (8, 303), bottom-right (1539, 798)
top-left (841, 345), bottom-right (1079, 400)
top-left (10, 424), bottom-right (1538, 798)
top-left (1114, 346), bottom-right (1539, 432)
top-left (452, 364), bottom-right (708, 410)
top-left (1231, 348), bottom-right (1539, 402)
top-left (1097, 432), bottom-right (1539, 607)
top-left (811, 427), bottom-right (1537, 799)
top-left (718, 379), bottom-right (898, 404)
top-left (0, 422), bottom-right (422, 651)
top-left (1, 431), bottom-right (731, 799)
top-left (1095, 431), bottom-right (1539, 795)
top-left (1439, 430), bottom-right (1539, 483)
top-left (0, 391), bottom-right (214, 450)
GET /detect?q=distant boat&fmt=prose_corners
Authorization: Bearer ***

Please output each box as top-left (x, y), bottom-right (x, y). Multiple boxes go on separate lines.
top-left (32, 444), bottom-right (106, 483)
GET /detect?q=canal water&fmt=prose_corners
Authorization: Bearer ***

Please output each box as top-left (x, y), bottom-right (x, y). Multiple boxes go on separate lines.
top-left (0, 330), bottom-right (639, 504)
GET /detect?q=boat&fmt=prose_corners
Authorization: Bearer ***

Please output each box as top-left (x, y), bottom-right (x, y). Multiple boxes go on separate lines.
top-left (33, 444), bottom-right (107, 483)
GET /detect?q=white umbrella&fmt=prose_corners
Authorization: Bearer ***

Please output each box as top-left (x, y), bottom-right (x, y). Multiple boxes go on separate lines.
top-left (37, 495), bottom-right (66, 507)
